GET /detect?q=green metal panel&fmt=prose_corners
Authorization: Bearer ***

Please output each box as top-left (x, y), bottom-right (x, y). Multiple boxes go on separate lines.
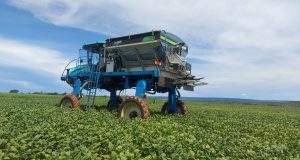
top-left (160, 35), bottom-right (178, 46)
top-left (142, 35), bottom-right (155, 42)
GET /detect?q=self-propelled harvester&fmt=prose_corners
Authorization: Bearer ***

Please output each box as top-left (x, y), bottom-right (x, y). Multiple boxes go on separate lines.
top-left (60, 30), bottom-right (206, 118)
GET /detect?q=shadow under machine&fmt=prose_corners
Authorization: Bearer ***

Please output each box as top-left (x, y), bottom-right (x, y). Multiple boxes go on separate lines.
top-left (60, 30), bottom-right (206, 119)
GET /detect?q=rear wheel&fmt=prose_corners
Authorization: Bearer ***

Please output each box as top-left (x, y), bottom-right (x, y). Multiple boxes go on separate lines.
top-left (161, 100), bottom-right (188, 115)
top-left (59, 94), bottom-right (80, 109)
top-left (118, 96), bottom-right (150, 119)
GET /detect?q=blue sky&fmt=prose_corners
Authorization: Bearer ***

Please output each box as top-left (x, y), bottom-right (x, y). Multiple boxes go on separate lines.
top-left (0, 0), bottom-right (300, 100)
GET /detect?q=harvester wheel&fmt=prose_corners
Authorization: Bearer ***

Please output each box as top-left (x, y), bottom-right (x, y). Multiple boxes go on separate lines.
top-left (107, 96), bottom-right (124, 110)
top-left (118, 96), bottom-right (150, 119)
top-left (161, 100), bottom-right (188, 115)
top-left (161, 102), bottom-right (168, 114)
top-left (177, 100), bottom-right (189, 115)
top-left (59, 94), bottom-right (80, 109)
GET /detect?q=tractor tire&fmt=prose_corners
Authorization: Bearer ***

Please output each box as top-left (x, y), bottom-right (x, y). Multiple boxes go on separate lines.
top-left (118, 96), bottom-right (150, 119)
top-left (59, 94), bottom-right (80, 109)
top-left (161, 102), bottom-right (168, 114)
top-left (107, 96), bottom-right (124, 110)
top-left (176, 100), bottom-right (189, 115)
top-left (161, 100), bottom-right (188, 115)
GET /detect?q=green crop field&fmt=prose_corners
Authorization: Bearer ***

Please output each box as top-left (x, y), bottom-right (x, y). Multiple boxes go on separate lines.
top-left (0, 93), bottom-right (300, 159)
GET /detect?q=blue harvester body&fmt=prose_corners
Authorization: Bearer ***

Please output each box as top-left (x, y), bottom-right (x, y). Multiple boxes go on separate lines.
top-left (61, 30), bottom-right (206, 117)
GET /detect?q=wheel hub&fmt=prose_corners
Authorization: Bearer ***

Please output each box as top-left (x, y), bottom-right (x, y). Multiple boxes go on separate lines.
top-left (118, 96), bottom-right (150, 119)
top-left (121, 102), bottom-right (142, 119)
top-left (129, 111), bottom-right (138, 119)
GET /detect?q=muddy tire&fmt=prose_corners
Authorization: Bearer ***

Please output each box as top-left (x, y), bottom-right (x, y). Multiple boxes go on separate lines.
top-left (118, 96), bottom-right (150, 119)
top-left (161, 100), bottom-right (188, 115)
top-left (59, 94), bottom-right (80, 109)
top-left (176, 100), bottom-right (189, 115)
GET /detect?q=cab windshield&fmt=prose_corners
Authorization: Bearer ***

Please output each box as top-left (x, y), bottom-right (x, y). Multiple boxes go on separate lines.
top-left (161, 32), bottom-right (188, 58)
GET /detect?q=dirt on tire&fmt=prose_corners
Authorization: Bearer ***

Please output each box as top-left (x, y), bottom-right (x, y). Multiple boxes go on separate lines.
top-left (59, 94), bottom-right (80, 109)
top-left (118, 96), bottom-right (151, 119)
top-left (161, 100), bottom-right (188, 115)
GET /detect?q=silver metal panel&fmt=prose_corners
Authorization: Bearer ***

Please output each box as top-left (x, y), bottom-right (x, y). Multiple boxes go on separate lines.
top-left (105, 40), bottom-right (160, 52)
top-left (183, 85), bottom-right (194, 91)
top-left (122, 66), bottom-right (156, 72)
top-left (106, 61), bottom-right (114, 72)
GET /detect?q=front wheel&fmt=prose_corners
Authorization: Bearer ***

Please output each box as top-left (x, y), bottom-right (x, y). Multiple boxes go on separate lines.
top-left (118, 96), bottom-right (150, 119)
top-left (59, 94), bottom-right (80, 109)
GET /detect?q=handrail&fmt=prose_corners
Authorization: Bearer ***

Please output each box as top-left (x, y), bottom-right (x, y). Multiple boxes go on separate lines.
top-left (61, 59), bottom-right (77, 77)
top-left (61, 51), bottom-right (101, 78)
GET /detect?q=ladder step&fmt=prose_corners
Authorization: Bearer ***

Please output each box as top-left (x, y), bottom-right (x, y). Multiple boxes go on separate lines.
top-left (84, 64), bottom-right (101, 110)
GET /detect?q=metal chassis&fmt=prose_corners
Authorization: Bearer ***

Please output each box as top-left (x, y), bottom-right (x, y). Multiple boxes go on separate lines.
top-left (62, 68), bottom-right (179, 113)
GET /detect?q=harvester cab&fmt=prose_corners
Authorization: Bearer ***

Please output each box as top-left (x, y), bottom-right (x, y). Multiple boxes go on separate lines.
top-left (60, 30), bottom-right (206, 118)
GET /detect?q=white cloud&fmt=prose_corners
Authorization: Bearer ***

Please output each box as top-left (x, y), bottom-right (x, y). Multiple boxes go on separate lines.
top-left (0, 37), bottom-right (72, 92)
top-left (7, 0), bottom-right (300, 100)
top-left (0, 78), bottom-right (41, 91)
top-left (0, 37), bottom-right (70, 77)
